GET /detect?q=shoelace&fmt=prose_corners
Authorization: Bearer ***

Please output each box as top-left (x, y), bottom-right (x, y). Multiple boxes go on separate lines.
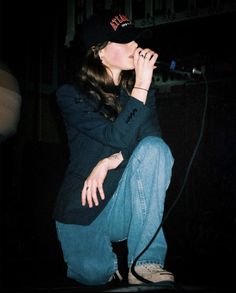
top-left (141, 264), bottom-right (165, 273)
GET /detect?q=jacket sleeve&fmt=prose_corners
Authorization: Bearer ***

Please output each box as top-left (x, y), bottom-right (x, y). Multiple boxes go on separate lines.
top-left (137, 87), bottom-right (162, 140)
top-left (57, 84), bottom-right (152, 151)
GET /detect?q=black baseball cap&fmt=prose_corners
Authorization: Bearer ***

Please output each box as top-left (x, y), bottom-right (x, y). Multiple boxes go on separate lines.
top-left (81, 10), bottom-right (143, 49)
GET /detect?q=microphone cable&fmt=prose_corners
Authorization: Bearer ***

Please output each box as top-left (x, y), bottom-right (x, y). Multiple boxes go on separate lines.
top-left (130, 73), bottom-right (209, 283)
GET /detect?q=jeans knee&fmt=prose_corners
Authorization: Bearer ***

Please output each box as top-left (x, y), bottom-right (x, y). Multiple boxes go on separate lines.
top-left (136, 136), bottom-right (173, 163)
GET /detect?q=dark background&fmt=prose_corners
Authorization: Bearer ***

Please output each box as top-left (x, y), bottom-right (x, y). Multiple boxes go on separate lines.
top-left (0, 0), bottom-right (235, 292)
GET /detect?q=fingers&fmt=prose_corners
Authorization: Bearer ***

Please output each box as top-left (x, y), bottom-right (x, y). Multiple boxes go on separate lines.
top-left (97, 182), bottom-right (105, 201)
top-left (140, 50), bottom-right (158, 64)
top-left (135, 47), bottom-right (158, 66)
top-left (81, 180), bottom-right (105, 208)
top-left (81, 184), bottom-right (88, 206)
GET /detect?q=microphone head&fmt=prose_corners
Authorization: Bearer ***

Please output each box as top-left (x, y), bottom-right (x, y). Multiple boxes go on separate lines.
top-left (155, 60), bottom-right (202, 75)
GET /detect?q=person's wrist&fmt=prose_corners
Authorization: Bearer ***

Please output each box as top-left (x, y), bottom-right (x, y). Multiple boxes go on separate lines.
top-left (133, 86), bottom-right (148, 92)
top-left (99, 158), bottom-right (110, 170)
top-left (134, 83), bottom-right (150, 91)
top-left (104, 157), bottom-right (110, 164)
top-left (107, 153), bottom-right (123, 170)
top-left (134, 83), bottom-right (150, 89)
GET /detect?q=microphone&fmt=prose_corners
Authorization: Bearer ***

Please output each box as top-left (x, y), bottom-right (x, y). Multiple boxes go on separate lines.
top-left (155, 60), bottom-right (202, 75)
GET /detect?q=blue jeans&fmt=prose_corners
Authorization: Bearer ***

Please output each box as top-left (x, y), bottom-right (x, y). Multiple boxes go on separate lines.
top-left (56, 136), bottom-right (174, 285)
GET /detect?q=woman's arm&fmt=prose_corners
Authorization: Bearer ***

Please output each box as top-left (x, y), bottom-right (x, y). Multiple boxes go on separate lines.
top-left (131, 47), bottom-right (158, 104)
top-left (81, 152), bottom-right (124, 208)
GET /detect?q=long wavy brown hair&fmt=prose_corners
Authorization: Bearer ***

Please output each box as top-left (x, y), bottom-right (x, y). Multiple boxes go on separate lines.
top-left (75, 42), bottom-right (135, 120)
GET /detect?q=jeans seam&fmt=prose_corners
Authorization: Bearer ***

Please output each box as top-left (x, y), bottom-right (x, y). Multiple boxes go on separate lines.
top-left (136, 169), bottom-right (147, 219)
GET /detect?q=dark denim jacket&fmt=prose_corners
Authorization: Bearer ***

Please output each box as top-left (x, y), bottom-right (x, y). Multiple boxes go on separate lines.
top-left (53, 84), bottom-right (161, 225)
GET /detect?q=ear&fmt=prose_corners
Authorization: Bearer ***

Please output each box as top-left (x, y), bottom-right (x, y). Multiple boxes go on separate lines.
top-left (98, 48), bottom-right (104, 60)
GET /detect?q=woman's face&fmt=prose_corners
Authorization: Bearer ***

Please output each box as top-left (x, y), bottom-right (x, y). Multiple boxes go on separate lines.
top-left (99, 40), bottom-right (138, 72)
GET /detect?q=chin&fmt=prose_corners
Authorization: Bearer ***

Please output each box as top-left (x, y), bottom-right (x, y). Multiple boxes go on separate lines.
top-left (123, 64), bottom-right (135, 70)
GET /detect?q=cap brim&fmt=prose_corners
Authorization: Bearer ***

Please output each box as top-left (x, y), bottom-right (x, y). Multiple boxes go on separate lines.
top-left (110, 27), bottom-right (143, 44)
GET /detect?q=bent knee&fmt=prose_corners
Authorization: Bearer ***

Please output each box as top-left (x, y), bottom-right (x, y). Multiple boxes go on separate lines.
top-left (133, 136), bottom-right (174, 168)
top-left (139, 136), bottom-right (172, 155)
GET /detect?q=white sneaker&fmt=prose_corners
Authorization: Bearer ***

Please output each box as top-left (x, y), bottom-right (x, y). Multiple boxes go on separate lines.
top-left (128, 263), bottom-right (175, 285)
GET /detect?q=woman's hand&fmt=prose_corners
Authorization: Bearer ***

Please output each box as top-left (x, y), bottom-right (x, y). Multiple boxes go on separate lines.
top-left (133, 47), bottom-right (158, 91)
top-left (81, 152), bottom-right (123, 208)
top-left (81, 158), bottom-right (109, 208)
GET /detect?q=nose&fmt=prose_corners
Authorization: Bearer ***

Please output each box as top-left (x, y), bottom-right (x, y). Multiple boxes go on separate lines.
top-left (129, 40), bottom-right (138, 50)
